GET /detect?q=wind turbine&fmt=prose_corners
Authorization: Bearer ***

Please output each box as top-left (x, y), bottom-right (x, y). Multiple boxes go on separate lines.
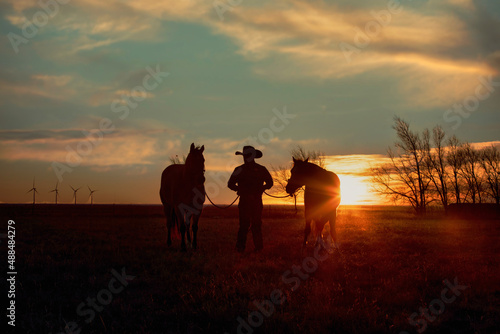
top-left (70, 185), bottom-right (80, 205)
top-left (88, 186), bottom-right (97, 205)
top-left (50, 182), bottom-right (59, 204)
top-left (27, 178), bottom-right (38, 205)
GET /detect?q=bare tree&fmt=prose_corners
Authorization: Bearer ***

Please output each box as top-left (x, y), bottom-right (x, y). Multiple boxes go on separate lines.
top-left (446, 135), bottom-right (463, 204)
top-left (424, 126), bottom-right (450, 210)
top-left (270, 164), bottom-right (293, 198)
top-left (459, 143), bottom-right (484, 203)
top-left (374, 118), bottom-right (498, 212)
top-left (290, 145), bottom-right (325, 167)
top-left (372, 117), bottom-right (430, 214)
top-left (479, 145), bottom-right (500, 204)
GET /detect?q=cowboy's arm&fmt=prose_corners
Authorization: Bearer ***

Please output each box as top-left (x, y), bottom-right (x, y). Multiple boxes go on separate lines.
top-left (262, 167), bottom-right (273, 191)
top-left (227, 167), bottom-right (240, 192)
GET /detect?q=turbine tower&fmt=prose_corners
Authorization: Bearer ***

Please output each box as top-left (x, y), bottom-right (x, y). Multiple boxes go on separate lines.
top-left (88, 186), bottom-right (97, 205)
top-left (27, 178), bottom-right (38, 205)
top-left (70, 185), bottom-right (80, 205)
top-left (50, 182), bottom-right (59, 204)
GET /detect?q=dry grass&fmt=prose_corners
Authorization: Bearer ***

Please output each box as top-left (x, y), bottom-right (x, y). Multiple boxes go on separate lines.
top-left (1, 204), bottom-right (499, 334)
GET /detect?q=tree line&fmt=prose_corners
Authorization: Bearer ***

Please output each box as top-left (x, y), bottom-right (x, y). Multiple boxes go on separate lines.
top-left (372, 117), bottom-right (500, 214)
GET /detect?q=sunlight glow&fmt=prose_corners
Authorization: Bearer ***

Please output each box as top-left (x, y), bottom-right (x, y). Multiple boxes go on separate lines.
top-left (324, 155), bottom-right (389, 205)
top-left (337, 174), bottom-right (371, 205)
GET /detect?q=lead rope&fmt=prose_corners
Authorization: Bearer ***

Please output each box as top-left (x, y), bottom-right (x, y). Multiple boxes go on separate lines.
top-left (205, 190), bottom-right (294, 210)
top-left (263, 191), bottom-right (292, 199)
top-left (264, 191), bottom-right (298, 214)
top-left (205, 192), bottom-right (239, 209)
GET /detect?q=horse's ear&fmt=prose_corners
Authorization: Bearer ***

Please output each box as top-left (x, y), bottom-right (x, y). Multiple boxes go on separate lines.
top-left (190, 143), bottom-right (195, 152)
top-left (292, 157), bottom-right (297, 164)
top-left (305, 158), bottom-right (309, 163)
top-left (200, 145), bottom-right (204, 153)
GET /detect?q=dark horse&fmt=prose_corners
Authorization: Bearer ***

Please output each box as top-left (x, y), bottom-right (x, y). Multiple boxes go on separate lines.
top-left (286, 157), bottom-right (341, 249)
top-left (160, 143), bottom-right (205, 251)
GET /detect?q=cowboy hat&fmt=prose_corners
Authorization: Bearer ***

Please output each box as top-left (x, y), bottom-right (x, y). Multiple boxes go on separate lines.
top-left (235, 146), bottom-right (263, 159)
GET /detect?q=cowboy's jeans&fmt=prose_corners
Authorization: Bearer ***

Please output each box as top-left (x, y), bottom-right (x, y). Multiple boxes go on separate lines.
top-left (236, 194), bottom-right (263, 252)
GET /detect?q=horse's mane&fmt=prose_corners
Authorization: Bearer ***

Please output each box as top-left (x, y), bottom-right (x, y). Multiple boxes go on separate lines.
top-left (297, 160), bottom-right (339, 190)
top-left (305, 161), bottom-right (326, 171)
top-left (297, 159), bottom-right (328, 175)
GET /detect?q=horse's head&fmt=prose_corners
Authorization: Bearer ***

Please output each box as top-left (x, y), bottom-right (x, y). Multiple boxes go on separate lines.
top-left (286, 157), bottom-right (309, 195)
top-left (185, 143), bottom-right (205, 185)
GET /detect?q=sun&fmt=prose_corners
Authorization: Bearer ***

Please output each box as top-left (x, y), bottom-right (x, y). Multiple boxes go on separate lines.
top-left (338, 174), bottom-right (371, 205)
top-left (324, 155), bottom-right (387, 206)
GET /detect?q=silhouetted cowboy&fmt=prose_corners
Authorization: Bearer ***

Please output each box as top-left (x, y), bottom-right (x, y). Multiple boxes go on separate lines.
top-left (228, 146), bottom-right (273, 253)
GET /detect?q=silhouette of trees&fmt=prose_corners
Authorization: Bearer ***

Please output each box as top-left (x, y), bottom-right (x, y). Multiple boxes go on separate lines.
top-left (372, 117), bottom-right (430, 214)
top-left (446, 135), bottom-right (463, 204)
top-left (460, 143), bottom-right (484, 204)
top-left (479, 146), bottom-right (500, 205)
top-left (372, 117), bottom-right (499, 214)
top-left (290, 146), bottom-right (325, 168)
top-left (423, 126), bottom-right (450, 210)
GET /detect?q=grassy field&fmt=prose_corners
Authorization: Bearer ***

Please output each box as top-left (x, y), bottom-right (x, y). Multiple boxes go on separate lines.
top-left (1, 204), bottom-right (499, 334)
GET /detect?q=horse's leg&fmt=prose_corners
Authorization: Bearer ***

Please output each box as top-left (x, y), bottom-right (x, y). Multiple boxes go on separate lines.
top-left (192, 213), bottom-right (200, 250)
top-left (329, 211), bottom-right (338, 249)
top-left (303, 218), bottom-right (312, 251)
top-left (164, 204), bottom-right (172, 247)
top-left (174, 207), bottom-right (187, 251)
top-left (330, 210), bottom-right (339, 248)
top-left (315, 220), bottom-right (327, 250)
top-left (186, 213), bottom-right (192, 246)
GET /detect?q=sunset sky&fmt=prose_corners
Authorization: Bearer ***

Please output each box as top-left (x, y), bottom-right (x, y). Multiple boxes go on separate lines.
top-left (1, 0), bottom-right (499, 205)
